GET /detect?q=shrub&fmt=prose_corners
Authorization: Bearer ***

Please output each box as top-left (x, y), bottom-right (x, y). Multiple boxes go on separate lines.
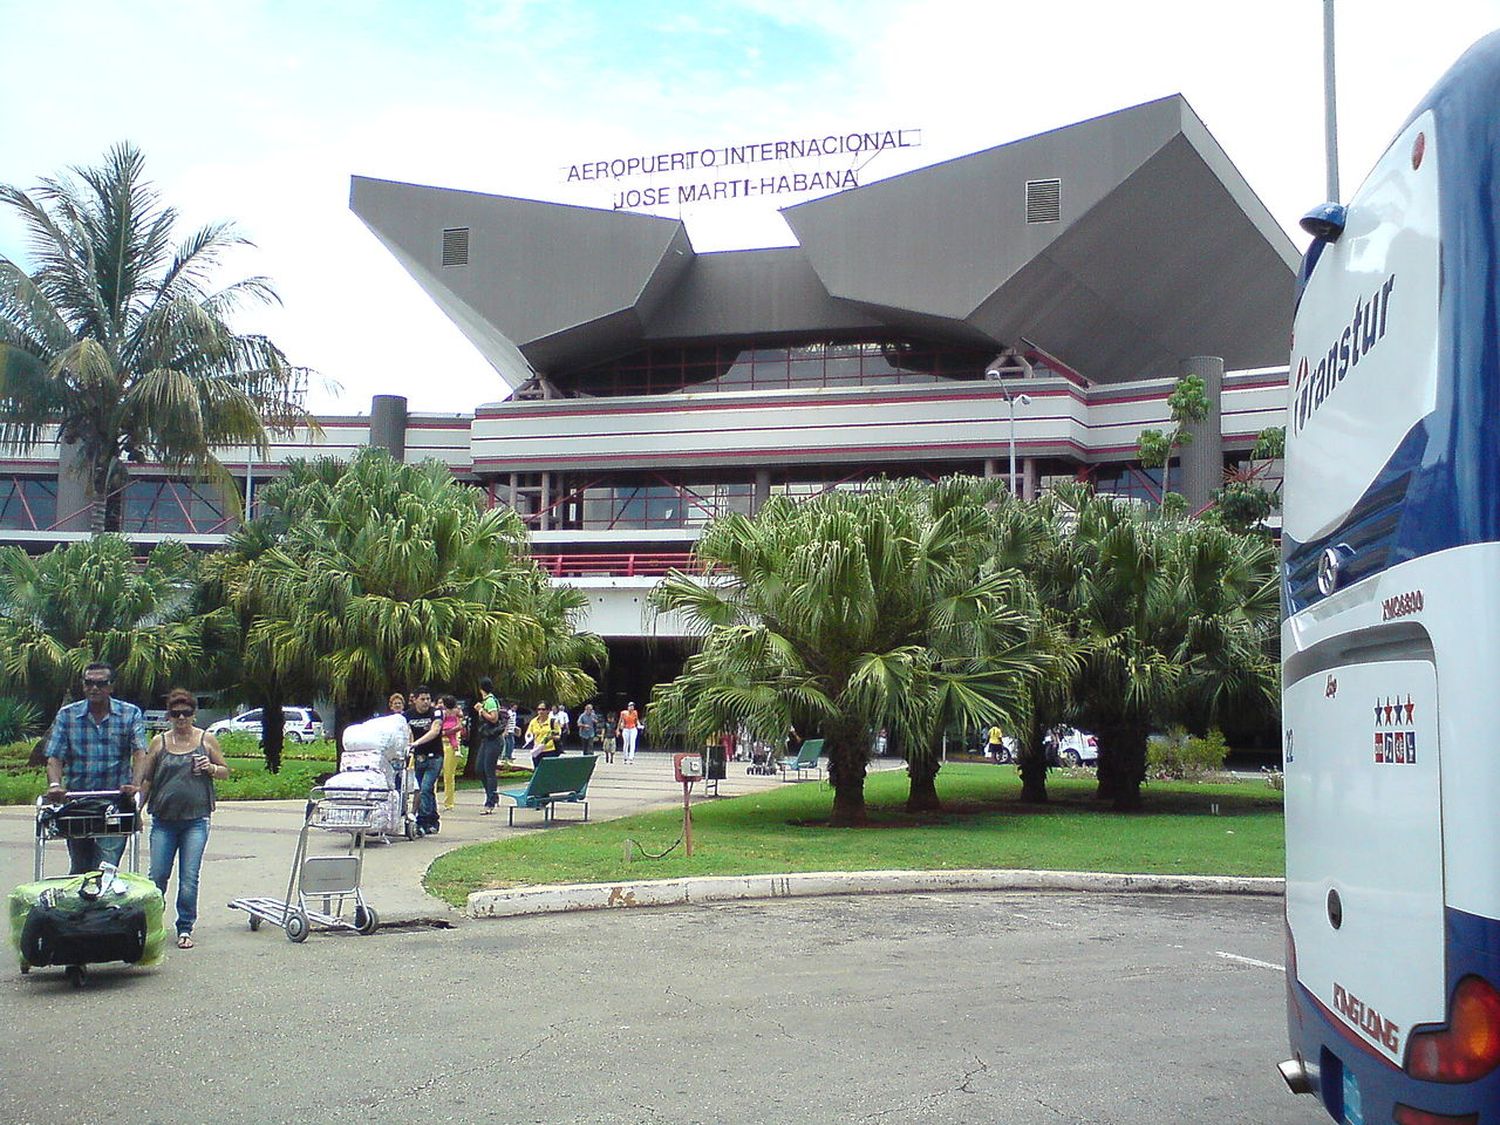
top-left (1148, 727), bottom-right (1230, 779)
top-left (0, 696), bottom-right (43, 744)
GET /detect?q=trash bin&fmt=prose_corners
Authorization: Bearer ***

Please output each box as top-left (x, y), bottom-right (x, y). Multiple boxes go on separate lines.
top-left (704, 745), bottom-right (727, 781)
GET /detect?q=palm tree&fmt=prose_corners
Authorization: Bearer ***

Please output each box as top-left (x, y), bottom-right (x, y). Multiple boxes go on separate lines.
top-left (986, 498), bottom-right (1080, 803)
top-left (235, 450), bottom-right (602, 744)
top-left (0, 535), bottom-right (231, 760)
top-left (0, 143), bottom-right (315, 532)
top-left (1036, 484), bottom-right (1278, 809)
top-left (649, 479), bottom-right (1054, 826)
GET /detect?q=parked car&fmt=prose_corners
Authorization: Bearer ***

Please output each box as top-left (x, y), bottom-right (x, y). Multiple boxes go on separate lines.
top-left (982, 727), bottom-right (1100, 766)
top-left (983, 735), bottom-right (1021, 763)
top-left (1047, 727), bottom-right (1100, 766)
top-left (209, 706), bottom-right (325, 743)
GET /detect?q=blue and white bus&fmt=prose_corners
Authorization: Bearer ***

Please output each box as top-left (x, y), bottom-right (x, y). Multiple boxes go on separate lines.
top-left (1281, 30), bottom-right (1500, 1125)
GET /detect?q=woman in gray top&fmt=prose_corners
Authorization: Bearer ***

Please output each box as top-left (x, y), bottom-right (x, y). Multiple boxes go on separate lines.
top-left (135, 688), bottom-right (231, 948)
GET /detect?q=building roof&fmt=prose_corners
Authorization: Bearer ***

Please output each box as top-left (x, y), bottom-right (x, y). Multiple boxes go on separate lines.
top-left (351, 94), bottom-right (1299, 392)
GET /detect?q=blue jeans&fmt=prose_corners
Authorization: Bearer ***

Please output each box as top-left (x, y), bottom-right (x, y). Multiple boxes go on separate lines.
top-left (500, 731), bottom-right (515, 761)
top-left (477, 737), bottom-right (502, 807)
top-left (66, 834), bottom-right (128, 875)
top-left (149, 817), bottom-right (211, 936)
top-left (415, 755), bottom-right (443, 829)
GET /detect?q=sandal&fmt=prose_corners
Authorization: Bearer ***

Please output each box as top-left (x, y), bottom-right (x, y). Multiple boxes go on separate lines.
top-left (177, 933), bottom-right (194, 949)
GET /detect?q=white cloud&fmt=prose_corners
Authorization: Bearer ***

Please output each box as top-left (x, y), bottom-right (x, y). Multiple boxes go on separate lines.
top-left (3, 0), bottom-right (1498, 414)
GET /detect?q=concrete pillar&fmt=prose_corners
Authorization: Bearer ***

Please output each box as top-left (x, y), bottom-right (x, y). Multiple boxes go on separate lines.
top-left (539, 472), bottom-right (551, 531)
top-left (983, 459), bottom-right (999, 479)
top-left (370, 395), bottom-right (409, 462)
top-left (55, 438), bottom-right (91, 532)
top-left (752, 469), bottom-right (770, 513)
top-left (1022, 458), bottom-right (1039, 501)
top-left (1176, 355), bottom-right (1224, 512)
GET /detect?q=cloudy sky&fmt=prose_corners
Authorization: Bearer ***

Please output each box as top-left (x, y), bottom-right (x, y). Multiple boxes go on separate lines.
top-left (1, 0), bottom-right (1496, 413)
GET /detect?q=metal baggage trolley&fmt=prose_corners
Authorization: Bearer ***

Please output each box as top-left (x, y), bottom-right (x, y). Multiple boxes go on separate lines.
top-left (33, 789), bottom-right (143, 880)
top-left (228, 786), bottom-right (381, 942)
top-left (26, 789), bottom-right (146, 986)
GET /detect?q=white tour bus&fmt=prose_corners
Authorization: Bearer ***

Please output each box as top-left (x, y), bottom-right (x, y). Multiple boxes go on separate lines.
top-left (1281, 30), bottom-right (1500, 1125)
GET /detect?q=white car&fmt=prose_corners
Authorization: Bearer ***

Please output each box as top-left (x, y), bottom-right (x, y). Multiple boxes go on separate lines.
top-left (209, 706), bottom-right (325, 743)
top-left (983, 728), bottom-right (1100, 766)
top-left (1047, 727), bottom-right (1100, 766)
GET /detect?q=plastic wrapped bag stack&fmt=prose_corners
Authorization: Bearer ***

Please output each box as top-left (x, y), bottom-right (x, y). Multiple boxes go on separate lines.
top-left (8, 870), bottom-right (167, 971)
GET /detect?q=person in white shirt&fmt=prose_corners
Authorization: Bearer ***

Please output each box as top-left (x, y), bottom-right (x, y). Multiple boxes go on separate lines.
top-left (552, 704), bottom-right (571, 748)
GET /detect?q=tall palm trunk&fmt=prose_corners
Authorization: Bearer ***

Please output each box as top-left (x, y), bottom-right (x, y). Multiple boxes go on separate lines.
top-left (1096, 718), bottom-right (1150, 811)
top-left (89, 455), bottom-right (125, 535)
top-left (905, 736), bottom-right (942, 813)
top-left (1017, 720), bottom-right (1050, 803)
top-left (257, 687), bottom-right (285, 773)
top-left (825, 720), bottom-right (869, 826)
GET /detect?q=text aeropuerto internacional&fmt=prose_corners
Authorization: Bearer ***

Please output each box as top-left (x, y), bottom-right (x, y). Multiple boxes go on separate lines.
top-left (562, 128), bottom-right (922, 184)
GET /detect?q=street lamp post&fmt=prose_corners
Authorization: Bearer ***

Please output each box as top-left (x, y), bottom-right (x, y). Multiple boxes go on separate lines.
top-left (985, 352), bottom-right (1033, 496)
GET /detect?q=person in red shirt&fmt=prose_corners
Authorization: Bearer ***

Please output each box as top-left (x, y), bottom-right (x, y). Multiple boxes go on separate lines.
top-left (621, 703), bottom-right (640, 763)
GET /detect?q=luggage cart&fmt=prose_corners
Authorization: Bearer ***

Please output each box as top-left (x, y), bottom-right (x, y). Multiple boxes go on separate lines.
top-left (227, 787), bottom-right (381, 943)
top-left (33, 789), bottom-right (142, 880)
top-left (22, 789), bottom-right (150, 986)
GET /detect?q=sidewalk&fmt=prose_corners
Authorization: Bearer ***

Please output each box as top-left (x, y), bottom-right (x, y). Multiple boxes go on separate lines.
top-left (0, 750), bottom-right (790, 926)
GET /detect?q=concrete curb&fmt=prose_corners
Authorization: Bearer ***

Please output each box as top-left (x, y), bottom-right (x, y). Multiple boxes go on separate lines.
top-left (465, 868), bottom-right (1285, 919)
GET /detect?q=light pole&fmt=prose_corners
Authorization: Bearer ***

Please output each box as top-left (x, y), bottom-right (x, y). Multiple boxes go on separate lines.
top-left (985, 353), bottom-right (1033, 496)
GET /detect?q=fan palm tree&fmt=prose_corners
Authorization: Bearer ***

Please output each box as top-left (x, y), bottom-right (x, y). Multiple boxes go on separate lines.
top-left (0, 535), bottom-right (231, 760)
top-left (1036, 484), bottom-right (1278, 809)
top-left (0, 143), bottom-right (315, 532)
top-left (236, 450), bottom-right (602, 745)
top-left (649, 478), bottom-right (1055, 825)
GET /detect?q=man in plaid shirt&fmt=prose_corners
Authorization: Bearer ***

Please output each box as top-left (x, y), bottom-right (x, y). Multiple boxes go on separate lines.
top-left (44, 662), bottom-right (148, 873)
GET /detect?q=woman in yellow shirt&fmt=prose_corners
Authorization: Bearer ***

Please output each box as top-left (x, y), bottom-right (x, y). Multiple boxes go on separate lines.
top-left (525, 703), bottom-right (561, 766)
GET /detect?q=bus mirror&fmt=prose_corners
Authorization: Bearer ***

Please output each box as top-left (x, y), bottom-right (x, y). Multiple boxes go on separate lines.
top-left (1300, 202), bottom-right (1347, 242)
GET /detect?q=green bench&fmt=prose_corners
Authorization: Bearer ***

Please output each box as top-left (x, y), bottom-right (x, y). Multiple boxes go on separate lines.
top-left (778, 738), bottom-right (825, 782)
top-left (500, 754), bottom-right (599, 826)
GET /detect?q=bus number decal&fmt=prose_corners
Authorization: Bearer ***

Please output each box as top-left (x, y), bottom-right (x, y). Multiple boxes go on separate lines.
top-left (1381, 590), bottom-right (1424, 621)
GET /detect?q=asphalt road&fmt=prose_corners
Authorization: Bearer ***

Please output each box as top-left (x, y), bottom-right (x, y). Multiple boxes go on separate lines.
top-left (1, 891), bottom-right (1322, 1125)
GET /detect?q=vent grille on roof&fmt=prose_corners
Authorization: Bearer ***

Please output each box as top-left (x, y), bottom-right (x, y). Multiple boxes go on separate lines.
top-left (441, 227), bottom-right (470, 267)
top-left (1025, 179), bottom-right (1061, 224)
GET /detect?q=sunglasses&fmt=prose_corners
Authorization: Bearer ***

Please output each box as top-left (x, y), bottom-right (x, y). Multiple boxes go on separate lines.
top-left (83, 679), bottom-right (113, 689)
top-left (169, 709), bottom-right (195, 718)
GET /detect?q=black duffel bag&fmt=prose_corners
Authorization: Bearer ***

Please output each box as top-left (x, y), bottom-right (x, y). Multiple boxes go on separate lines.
top-left (20, 895), bottom-right (148, 968)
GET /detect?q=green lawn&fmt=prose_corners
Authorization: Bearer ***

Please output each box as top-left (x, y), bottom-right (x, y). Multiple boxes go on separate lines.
top-left (425, 763), bottom-right (1285, 907)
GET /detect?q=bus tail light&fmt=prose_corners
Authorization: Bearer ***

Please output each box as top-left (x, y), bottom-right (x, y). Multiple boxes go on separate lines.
top-left (1393, 1107), bottom-right (1477, 1125)
top-left (1406, 976), bottom-right (1500, 1082)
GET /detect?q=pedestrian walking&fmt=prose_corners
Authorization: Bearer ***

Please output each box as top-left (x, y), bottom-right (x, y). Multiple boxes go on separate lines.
top-left (600, 711), bottom-right (617, 763)
top-left (135, 688), bottom-right (230, 949)
top-left (577, 704), bottom-right (598, 754)
top-left (501, 701), bottom-right (518, 763)
top-left (440, 694), bottom-right (462, 810)
top-left (526, 703), bottom-right (561, 765)
top-left (621, 702), bottom-right (640, 763)
top-left (474, 679), bottom-right (503, 815)
top-left (43, 662), bottom-right (148, 873)
top-left (405, 687), bottom-right (445, 835)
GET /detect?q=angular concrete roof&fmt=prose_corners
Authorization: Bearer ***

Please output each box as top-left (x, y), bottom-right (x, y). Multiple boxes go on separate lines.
top-left (352, 95), bottom-right (1298, 392)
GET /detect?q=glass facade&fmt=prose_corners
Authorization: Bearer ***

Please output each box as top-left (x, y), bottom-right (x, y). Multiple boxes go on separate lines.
top-left (0, 477), bottom-right (57, 530)
top-left (119, 480), bottom-right (230, 534)
top-left (564, 338), bottom-right (996, 397)
top-left (1091, 463), bottom-right (1170, 504)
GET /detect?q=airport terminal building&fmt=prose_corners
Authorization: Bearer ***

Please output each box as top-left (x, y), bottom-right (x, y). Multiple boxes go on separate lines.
top-left (0, 96), bottom-right (1298, 699)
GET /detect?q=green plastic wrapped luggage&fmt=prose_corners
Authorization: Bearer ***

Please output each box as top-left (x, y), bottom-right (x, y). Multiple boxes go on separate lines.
top-left (8, 871), bottom-right (166, 971)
